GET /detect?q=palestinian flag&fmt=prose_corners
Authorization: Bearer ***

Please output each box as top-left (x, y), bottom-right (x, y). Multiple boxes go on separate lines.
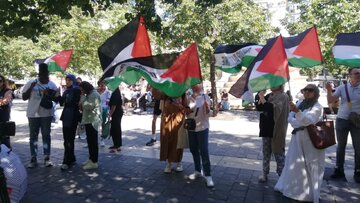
top-left (34, 49), bottom-right (73, 73)
top-left (283, 26), bottom-right (323, 67)
top-left (333, 32), bottom-right (360, 67)
top-left (249, 36), bottom-right (289, 92)
top-left (228, 68), bottom-right (254, 104)
top-left (101, 43), bottom-right (202, 97)
top-left (214, 44), bottom-right (263, 73)
top-left (98, 16), bottom-right (152, 89)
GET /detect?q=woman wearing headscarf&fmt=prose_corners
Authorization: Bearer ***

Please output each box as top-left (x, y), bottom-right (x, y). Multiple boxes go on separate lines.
top-left (275, 84), bottom-right (324, 203)
top-left (255, 85), bottom-right (290, 182)
top-left (79, 81), bottom-right (101, 170)
top-left (0, 75), bottom-right (13, 148)
top-left (58, 74), bottom-right (82, 170)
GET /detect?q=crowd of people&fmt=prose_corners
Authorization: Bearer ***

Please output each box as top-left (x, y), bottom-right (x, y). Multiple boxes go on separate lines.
top-left (0, 65), bottom-right (359, 201)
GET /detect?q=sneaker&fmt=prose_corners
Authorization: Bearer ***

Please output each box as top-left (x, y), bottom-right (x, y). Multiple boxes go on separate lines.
top-left (188, 171), bottom-right (202, 180)
top-left (109, 148), bottom-right (121, 153)
top-left (354, 170), bottom-right (360, 183)
top-left (108, 146), bottom-right (116, 150)
top-left (61, 164), bottom-right (69, 171)
top-left (205, 176), bottom-right (215, 188)
top-left (100, 139), bottom-right (105, 147)
top-left (330, 168), bottom-right (345, 179)
top-left (175, 163), bottom-right (183, 172)
top-left (27, 157), bottom-right (37, 168)
top-left (82, 159), bottom-right (91, 166)
top-left (164, 163), bottom-right (172, 174)
top-left (146, 139), bottom-right (156, 146)
top-left (82, 161), bottom-right (98, 170)
top-left (44, 156), bottom-right (53, 167)
top-left (258, 174), bottom-right (268, 183)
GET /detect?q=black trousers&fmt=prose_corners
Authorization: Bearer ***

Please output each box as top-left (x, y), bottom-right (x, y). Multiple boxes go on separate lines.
top-left (85, 124), bottom-right (98, 163)
top-left (111, 114), bottom-right (123, 148)
top-left (62, 124), bottom-right (77, 165)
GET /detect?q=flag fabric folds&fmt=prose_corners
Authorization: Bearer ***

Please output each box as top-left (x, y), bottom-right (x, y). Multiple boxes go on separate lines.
top-left (34, 49), bottom-right (73, 73)
top-left (214, 44), bottom-right (263, 73)
top-left (101, 43), bottom-right (202, 97)
top-left (332, 32), bottom-right (360, 67)
top-left (98, 16), bottom-right (152, 72)
top-left (98, 16), bottom-right (152, 90)
top-left (229, 36), bottom-right (289, 102)
top-left (283, 26), bottom-right (323, 68)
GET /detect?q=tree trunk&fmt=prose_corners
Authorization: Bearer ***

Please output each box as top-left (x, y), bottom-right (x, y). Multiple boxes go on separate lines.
top-left (210, 52), bottom-right (218, 116)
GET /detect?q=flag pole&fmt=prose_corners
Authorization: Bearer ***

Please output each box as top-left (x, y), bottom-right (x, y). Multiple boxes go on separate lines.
top-left (287, 81), bottom-right (293, 102)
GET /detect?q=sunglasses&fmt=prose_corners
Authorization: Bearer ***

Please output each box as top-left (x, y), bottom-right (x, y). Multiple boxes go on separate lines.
top-left (302, 88), bottom-right (315, 93)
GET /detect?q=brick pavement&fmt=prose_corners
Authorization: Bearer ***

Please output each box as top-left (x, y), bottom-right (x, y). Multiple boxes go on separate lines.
top-left (7, 100), bottom-right (360, 203)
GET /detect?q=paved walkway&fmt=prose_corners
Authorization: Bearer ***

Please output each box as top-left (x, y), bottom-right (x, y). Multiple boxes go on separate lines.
top-left (7, 99), bottom-right (360, 202)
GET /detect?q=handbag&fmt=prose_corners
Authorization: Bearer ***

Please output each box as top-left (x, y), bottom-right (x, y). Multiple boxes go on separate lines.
top-left (184, 108), bottom-right (199, 130)
top-left (177, 120), bottom-right (189, 149)
top-left (40, 97), bottom-right (53, 109)
top-left (101, 120), bottom-right (111, 139)
top-left (183, 118), bottom-right (196, 130)
top-left (306, 115), bottom-right (336, 149)
top-left (0, 121), bottom-right (16, 137)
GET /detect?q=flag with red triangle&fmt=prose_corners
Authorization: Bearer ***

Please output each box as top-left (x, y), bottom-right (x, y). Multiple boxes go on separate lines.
top-left (283, 26), bottom-right (323, 67)
top-left (98, 16), bottom-right (152, 90)
top-left (34, 49), bottom-right (73, 73)
top-left (229, 36), bottom-right (289, 101)
top-left (101, 43), bottom-right (202, 97)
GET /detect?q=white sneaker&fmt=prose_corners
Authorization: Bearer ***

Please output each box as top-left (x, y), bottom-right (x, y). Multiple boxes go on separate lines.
top-left (44, 156), bottom-right (53, 167)
top-left (188, 171), bottom-right (202, 180)
top-left (61, 164), bottom-right (69, 170)
top-left (258, 174), bottom-right (268, 183)
top-left (82, 160), bottom-right (98, 170)
top-left (175, 163), bottom-right (183, 172)
top-left (100, 139), bottom-right (105, 147)
top-left (82, 159), bottom-right (91, 166)
top-left (164, 163), bottom-right (172, 173)
top-left (205, 176), bottom-right (214, 187)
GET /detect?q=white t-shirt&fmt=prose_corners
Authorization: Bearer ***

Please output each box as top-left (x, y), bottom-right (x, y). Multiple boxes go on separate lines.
top-left (99, 89), bottom-right (111, 108)
top-left (334, 83), bottom-right (360, 120)
top-left (22, 79), bottom-right (58, 118)
top-left (187, 93), bottom-right (211, 132)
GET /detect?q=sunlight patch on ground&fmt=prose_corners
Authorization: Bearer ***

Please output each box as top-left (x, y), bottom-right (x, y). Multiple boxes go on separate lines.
top-left (14, 138), bottom-right (29, 143)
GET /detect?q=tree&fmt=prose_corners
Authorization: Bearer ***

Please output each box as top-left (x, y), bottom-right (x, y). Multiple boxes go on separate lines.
top-left (155, 0), bottom-right (277, 114)
top-left (0, 0), bottom-right (217, 40)
top-left (284, 0), bottom-right (360, 77)
top-left (0, 0), bottom-right (129, 40)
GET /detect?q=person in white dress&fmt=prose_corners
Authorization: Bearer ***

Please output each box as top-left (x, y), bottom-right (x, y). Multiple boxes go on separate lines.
top-left (275, 84), bottom-right (325, 203)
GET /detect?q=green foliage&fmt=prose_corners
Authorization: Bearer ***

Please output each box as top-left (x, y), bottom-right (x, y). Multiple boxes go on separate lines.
top-left (155, 0), bottom-right (276, 78)
top-left (0, 0), bottom-right (275, 81)
top-left (0, 0), bottom-right (127, 39)
top-left (284, 0), bottom-right (360, 78)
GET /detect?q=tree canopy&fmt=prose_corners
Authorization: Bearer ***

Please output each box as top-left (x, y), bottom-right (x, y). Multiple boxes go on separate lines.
top-left (284, 0), bottom-right (360, 78)
top-left (0, 0), bottom-right (275, 80)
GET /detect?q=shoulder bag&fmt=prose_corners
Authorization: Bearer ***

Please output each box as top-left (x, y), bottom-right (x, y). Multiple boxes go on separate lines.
top-left (184, 108), bottom-right (198, 130)
top-left (345, 83), bottom-right (360, 128)
top-left (306, 114), bottom-right (336, 149)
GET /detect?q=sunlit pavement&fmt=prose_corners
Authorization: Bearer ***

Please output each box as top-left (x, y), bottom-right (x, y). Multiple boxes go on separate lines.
top-left (9, 99), bottom-right (360, 203)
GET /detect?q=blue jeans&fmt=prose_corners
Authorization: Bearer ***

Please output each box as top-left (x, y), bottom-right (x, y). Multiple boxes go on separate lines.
top-left (335, 118), bottom-right (360, 170)
top-left (188, 129), bottom-right (211, 176)
top-left (28, 117), bottom-right (52, 158)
